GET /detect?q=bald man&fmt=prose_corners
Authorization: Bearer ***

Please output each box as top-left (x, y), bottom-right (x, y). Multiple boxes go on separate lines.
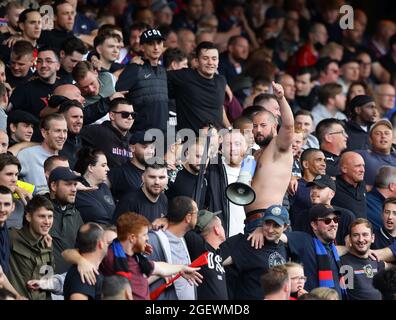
top-left (40, 84), bottom-right (124, 125)
top-left (375, 84), bottom-right (396, 118)
top-left (244, 82), bottom-right (294, 233)
top-left (332, 151), bottom-right (367, 218)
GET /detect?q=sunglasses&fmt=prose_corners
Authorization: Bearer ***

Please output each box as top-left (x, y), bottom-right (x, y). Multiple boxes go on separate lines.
top-left (316, 216), bottom-right (339, 225)
top-left (112, 111), bottom-right (137, 119)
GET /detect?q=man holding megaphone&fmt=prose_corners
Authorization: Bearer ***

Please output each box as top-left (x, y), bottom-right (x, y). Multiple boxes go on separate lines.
top-left (244, 81), bottom-right (295, 240)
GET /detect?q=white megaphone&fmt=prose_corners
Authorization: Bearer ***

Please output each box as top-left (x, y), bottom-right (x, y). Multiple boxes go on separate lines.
top-left (225, 155), bottom-right (257, 206)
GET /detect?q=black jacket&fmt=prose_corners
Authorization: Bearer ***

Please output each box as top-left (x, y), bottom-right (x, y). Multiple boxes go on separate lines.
top-left (205, 157), bottom-right (230, 237)
top-left (116, 60), bottom-right (168, 132)
top-left (332, 176), bottom-right (367, 219)
top-left (60, 132), bottom-right (82, 169)
top-left (344, 120), bottom-right (370, 151)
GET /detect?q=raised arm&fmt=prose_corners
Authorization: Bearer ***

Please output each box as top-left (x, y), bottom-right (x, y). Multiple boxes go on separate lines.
top-left (272, 81), bottom-right (294, 152)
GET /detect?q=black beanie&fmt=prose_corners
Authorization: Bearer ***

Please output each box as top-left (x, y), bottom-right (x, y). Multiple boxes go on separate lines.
top-left (349, 94), bottom-right (375, 110)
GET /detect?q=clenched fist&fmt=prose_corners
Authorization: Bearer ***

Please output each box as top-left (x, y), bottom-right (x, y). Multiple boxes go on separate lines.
top-left (272, 81), bottom-right (285, 100)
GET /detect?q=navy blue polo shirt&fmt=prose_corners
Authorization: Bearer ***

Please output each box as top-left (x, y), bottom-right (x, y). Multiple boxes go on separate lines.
top-left (332, 176), bottom-right (367, 219)
top-left (372, 228), bottom-right (396, 249)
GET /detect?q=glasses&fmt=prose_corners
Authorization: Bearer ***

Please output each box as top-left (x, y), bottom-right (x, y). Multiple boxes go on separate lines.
top-left (329, 131), bottom-right (348, 137)
top-left (378, 94), bottom-right (396, 98)
top-left (112, 111), bottom-right (137, 119)
top-left (291, 276), bottom-right (307, 281)
top-left (316, 216), bottom-right (340, 225)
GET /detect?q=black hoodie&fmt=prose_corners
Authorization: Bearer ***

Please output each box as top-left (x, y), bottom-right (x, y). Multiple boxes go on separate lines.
top-left (80, 120), bottom-right (132, 168)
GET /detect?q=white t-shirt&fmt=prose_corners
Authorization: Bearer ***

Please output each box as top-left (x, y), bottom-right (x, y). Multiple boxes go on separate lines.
top-left (223, 161), bottom-right (245, 237)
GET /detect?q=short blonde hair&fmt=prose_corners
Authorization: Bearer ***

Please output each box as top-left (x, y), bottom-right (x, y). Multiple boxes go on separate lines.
top-left (310, 287), bottom-right (339, 300)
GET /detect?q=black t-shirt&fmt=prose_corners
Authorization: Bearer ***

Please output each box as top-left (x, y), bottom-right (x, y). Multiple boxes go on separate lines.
top-left (39, 30), bottom-right (76, 51)
top-left (114, 188), bottom-right (168, 223)
top-left (167, 68), bottom-right (226, 133)
top-left (340, 253), bottom-right (385, 300)
top-left (322, 150), bottom-right (340, 177)
top-left (108, 161), bottom-right (144, 199)
top-left (166, 167), bottom-right (207, 210)
top-left (57, 67), bottom-right (74, 84)
top-left (221, 233), bottom-right (288, 300)
top-left (5, 67), bottom-right (33, 89)
top-left (9, 77), bottom-right (62, 118)
top-left (184, 231), bottom-right (228, 300)
top-left (64, 265), bottom-right (103, 300)
top-left (75, 180), bottom-right (116, 224)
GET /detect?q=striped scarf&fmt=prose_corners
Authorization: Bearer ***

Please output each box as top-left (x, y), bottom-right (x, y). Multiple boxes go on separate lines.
top-left (110, 239), bottom-right (133, 281)
top-left (313, 237), bottom-right (347, 299)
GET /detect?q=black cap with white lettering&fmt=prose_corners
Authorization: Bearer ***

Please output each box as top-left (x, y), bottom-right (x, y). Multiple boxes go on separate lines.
top-left (140, 28), bottom-right (165, 44)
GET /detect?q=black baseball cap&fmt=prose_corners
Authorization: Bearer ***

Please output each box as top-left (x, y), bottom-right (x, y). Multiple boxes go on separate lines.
top-left (129, 131), bottom-right (156, 145)
top-left (306, 175), bottom-right (336, 192)
top-left (308, 204), bottom-right (341, 222)
top-left (140, 28), bottom-right (165, 44)
top-left (49, 167), bottom-right (79, 184)
top-left (7, 110), bottom-right (39, 125)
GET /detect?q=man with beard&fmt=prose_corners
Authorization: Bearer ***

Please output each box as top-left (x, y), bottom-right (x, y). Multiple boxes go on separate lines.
top-left (296, 174), bottom-right (356, 245)
top-left (148, 196), bottom-right (199, 300)
top-left (345, 95), bottom-right (377, 151)
top-left (58, 100), bottom-right (83, 169)
top-left (340, 218), bottom-right (386, 300)
top-left (218, 36), bottom-right (249, 84)
top-left (284, 204), bottom-right (347, 299)
top-left (48, 167), bottom-right (83, 274)
top-left (17, 114), bottom-right (68, 194)
top-left (114, 162), bottom-right (168, 229)
top-left (166, 139), bottom-right (208, 210)
top-left (108, 131), bottom-right (155, 200)
top-left (100, 212), bottom-right (202, 300)
top-left (244, 81), bottom-right (294, 233)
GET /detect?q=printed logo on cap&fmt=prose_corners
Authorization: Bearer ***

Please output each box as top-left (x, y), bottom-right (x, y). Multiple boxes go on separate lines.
top-left (145, 29), bottom-right (162, 38)
top-left (271, 207), bottom-right (282, 216)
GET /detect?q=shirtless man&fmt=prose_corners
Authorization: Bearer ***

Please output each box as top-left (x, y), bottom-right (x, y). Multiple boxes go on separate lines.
top-left (244, 81), bottom-right (294, 233)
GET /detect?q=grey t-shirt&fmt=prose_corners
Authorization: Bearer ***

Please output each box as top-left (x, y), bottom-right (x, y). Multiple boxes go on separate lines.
top-left (17, 145), bottom-right (54, 194)
top-left (0, 108), bottom-right (7, 131)
top-left (164, 230), bottom-right (195, 300)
